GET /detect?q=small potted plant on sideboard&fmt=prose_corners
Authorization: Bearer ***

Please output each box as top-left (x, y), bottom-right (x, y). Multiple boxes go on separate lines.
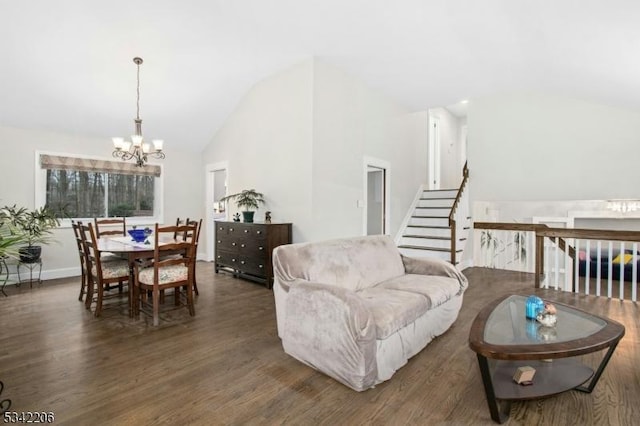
top-left (219, 189), bottom-right (265, 223)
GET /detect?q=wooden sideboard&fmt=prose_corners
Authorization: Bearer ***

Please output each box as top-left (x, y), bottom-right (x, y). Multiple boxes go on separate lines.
top-left (214, 221), bottom-right (292, 288)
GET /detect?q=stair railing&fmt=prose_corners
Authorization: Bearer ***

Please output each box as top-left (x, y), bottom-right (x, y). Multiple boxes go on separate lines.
top-left (474, 222), bottom-right (640, 301)
top-left (448, 162), bottom-right (469, 264)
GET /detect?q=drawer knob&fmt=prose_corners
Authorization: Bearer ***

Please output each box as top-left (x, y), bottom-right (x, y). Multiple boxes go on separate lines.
top-left (241, 244), bottom-right (245, 248)
top-left (258, 246), bottom-right (264, 251)
top-left (258, 264), bottom-right (264, 269)
top-left (244, 229), bottom-right (249, 233)
top-left (240, 260), bottom-right (245, 265)
top-left (231, 258), bottom-right (236, 262)
top-left (256, 231), bottom-right (262, 235)
top-left (217, 240), bottom-right (221, 243)
top-left (232, 242), bottom-right (236, 246)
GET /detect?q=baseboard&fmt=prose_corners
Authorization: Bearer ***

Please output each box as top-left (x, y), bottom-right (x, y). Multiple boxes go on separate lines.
top-left (458, 259), bottom-right (474, 272)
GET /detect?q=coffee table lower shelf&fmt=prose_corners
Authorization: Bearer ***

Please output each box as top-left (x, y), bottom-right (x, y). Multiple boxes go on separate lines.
top-left (490, 358), bottom-right (593, 400)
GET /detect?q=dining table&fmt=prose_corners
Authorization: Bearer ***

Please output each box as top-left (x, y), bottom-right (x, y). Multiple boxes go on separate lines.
top-left (95, 236), bottom-right (159, 317)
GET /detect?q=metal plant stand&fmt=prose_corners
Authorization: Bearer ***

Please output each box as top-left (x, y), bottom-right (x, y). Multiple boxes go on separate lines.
top-left (0, 257), bottom-right (8, 296)
top-left (17, 259), bottom-right (42, 288)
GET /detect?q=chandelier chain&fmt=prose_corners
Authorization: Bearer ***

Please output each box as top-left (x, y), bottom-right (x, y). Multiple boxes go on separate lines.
top-left (136, 60), bottom-right (141, 121)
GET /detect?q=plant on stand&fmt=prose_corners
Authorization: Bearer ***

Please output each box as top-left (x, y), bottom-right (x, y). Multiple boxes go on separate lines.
top-left (0, 205), bottom-right (60, 263)
top-left (219, 189), bottom-right (265, 223)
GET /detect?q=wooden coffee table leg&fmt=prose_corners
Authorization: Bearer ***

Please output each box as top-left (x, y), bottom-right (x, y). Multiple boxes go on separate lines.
top-left (477, 354), bottom-right (511, 424)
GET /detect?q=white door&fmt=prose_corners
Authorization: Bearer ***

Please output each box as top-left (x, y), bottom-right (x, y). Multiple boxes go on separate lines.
top-left (205, 162), bottom-right (228, 261)
top-left (367, 167), bottom-right (385, 235)
top-left (428, 116), bottom-right (441, 190)
top-left (363, 157), bottom-right (390, 236)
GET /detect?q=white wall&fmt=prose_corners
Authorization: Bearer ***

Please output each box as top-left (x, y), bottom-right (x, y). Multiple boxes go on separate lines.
top-left (202, 60), bottom-right (314, 243)
top-left (468, 92), bottom-right (640, 202)
top-left (202, 58), bottom-right (428, 245)
top-left (0, 125), bottom-right (202, 279)
top-left (311, 60), bottom-right (427, 241)
top-left (428, 107), bottom-right (464, 188)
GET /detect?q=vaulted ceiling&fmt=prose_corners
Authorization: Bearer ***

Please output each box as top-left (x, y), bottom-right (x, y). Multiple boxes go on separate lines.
top-left (1, 1), bottom-right (638, 152)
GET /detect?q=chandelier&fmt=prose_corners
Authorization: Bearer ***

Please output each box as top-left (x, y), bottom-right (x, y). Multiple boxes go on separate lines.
top-left (112, 57), bottom-right (165, 167)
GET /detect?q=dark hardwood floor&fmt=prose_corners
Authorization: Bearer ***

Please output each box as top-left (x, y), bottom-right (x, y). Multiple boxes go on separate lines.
top-left (1, 265), bottom-right (638, 425)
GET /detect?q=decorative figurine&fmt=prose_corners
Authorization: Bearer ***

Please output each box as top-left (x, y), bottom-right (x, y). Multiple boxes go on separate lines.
top-left (233, 213), bottom-right (241, 222)
top-left (525, 295), bottom-right (545, 320)
top-left (513, 366), bottom-right (536, 385)
top-left (536, 302), bottom-right (557, 327)
top-left (265, 211), bottom-right (272, 223)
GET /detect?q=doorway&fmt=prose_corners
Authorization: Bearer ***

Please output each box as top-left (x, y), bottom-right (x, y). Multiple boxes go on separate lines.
top-left (367, 167), bottom-right (385, 235)
top-left (205, 161), bottom-right (228, 261)
top-left (428, 115), bottom-right (441, 190)
top-left (363, 157), bottom-right (390, 236)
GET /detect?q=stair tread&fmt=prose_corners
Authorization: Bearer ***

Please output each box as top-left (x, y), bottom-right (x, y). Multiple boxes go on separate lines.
top-left (411, 215), bottom-right (448, 218)
top-left (403, 235), bottom-right (451, 240)
top-left (406, 225), bottom-right (450, 229)
top-left (419, 197), bottom-right (456, 201)
top-left (398, 245), bottom-right (463, 253)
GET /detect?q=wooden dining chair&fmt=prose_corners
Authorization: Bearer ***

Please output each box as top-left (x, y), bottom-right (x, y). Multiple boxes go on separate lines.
top-left (94, 217), bottom-right (127, 238)
top-left (79, 223), bottom-right (130, 316)
top-left (173, 217), bottom-right (185, 239)
top-left (184, 219), bottom-right (202, 295)
top-left (133, 222), bottom-right (197, 326)
top-left (71, 220), bottom-right (88, 302)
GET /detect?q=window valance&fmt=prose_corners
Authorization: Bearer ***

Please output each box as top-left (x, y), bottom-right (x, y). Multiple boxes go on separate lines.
top-left (40, 154), bottom-right (161, 177)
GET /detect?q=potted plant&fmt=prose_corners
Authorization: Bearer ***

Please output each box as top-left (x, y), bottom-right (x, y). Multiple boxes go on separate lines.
top-left (0, 218), bottom-right (27, 260)
top-left (219, 189), bottom-right (265, 223)
top-left (0, 205), bottom-right (60, 263)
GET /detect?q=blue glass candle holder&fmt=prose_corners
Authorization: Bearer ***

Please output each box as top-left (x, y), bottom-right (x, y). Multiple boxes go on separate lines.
top-left (525, 295), bottom-right (544, 320)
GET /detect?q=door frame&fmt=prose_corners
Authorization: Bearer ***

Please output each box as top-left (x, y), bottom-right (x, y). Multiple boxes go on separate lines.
top-left (428, 115), bottom-right (441, 190)
top-left (205, 161), bottom-right (229, 261)
top-left (362, 156), bottom-right (390, 236)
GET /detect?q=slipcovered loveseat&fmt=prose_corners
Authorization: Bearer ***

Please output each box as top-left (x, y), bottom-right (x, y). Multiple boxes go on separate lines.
top-left (272, 235), bottom-right (468, 391)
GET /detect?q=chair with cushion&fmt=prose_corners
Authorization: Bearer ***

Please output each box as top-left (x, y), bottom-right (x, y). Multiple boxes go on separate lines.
top-left (80, 223), bottom-right (130, 316)
top-left (94, 217), bottom-right (126, 238)
top-left (71, 220), bottom-right (88, 302)
top-left (133, 222), bottom-right (197, 326)
top-left (183, 218), bottom-right (202, 295)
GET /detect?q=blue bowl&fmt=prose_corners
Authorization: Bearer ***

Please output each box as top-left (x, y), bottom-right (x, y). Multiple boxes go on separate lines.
top-left (128, 229), bottom-right (151, 243)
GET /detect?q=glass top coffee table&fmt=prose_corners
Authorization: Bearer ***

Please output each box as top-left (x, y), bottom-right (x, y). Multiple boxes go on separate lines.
top-left (469, 294), bottom-right (625, 424)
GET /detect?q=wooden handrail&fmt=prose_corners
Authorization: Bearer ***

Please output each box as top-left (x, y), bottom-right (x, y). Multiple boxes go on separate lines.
top-left (448, 161), bottom-right (469, 227)
top-left (449, 162), bottom-right (469, 264)
top-left (537, 227), bottom-right (640, 242)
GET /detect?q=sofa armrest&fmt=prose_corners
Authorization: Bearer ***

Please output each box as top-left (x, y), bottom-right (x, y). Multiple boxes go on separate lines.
top-left (401, 255), bottom-right (468, 293)
top-left (281, 281), bottom-right (378, 391)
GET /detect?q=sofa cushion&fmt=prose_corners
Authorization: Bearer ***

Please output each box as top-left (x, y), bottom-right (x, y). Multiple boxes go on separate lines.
top-left (357, 287), bottom-right (429, 339)
top-left (272, 235), bottom-right (405, 291)
top-left (357, 274), bottom-right (461, 339)
top-left (376, 274), bottom-right (462, 310)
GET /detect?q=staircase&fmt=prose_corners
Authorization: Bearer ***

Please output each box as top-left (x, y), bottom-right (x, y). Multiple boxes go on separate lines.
top-left (397, 165), bottom-right (471, 265)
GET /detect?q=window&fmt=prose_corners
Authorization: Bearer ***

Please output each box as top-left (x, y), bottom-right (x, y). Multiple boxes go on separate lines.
top-left (36, 152), bottom-right (163, 223)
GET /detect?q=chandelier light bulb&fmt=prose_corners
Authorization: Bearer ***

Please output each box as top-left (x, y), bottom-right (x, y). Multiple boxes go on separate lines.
top-left (112, 137), bottom-right (124, 150)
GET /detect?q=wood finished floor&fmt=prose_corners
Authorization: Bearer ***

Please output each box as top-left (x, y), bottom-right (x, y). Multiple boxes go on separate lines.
top-left (1, 265), bottom-right (638, 425)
